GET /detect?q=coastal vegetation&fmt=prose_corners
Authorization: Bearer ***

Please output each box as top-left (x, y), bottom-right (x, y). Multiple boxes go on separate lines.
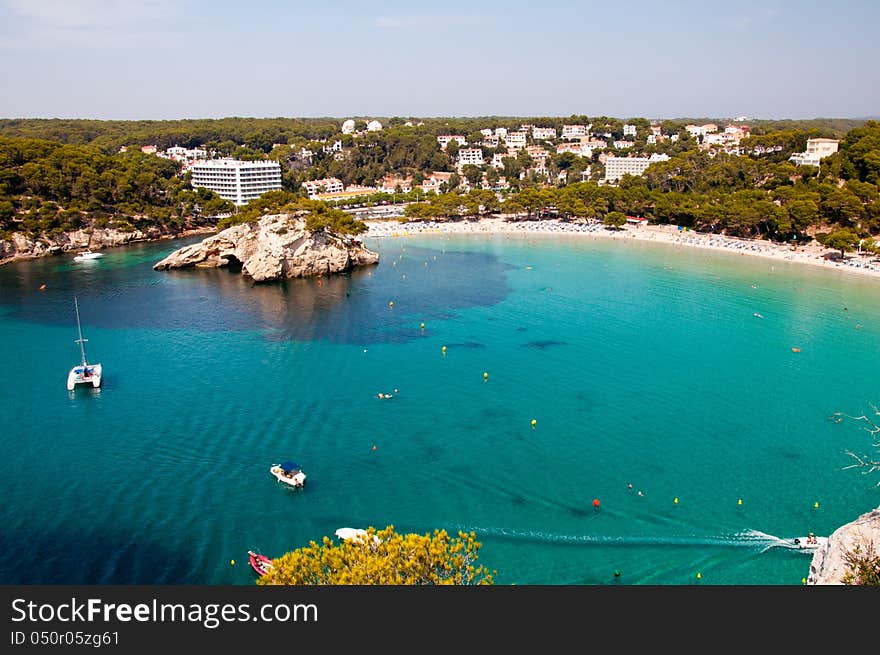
top-left (402, 121), bottom-right (880, 244)
top-left (0, 136), bottom-right (233, 240)
top-left (256, 526), bottom-right (495, 585)
top-left (216, 191), bottom-right (366, 235)
top-left (1, 118), bottom-right (879, 255)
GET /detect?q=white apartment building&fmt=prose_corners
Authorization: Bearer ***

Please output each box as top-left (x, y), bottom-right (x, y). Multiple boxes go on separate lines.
top-left (504, 131), bottom-right (528, 149)
top-left (480, 128), bottom-right (493, 137)
top-left (457, 148), bottom-right (484, 168)
top-left (562, 124), bottom-right (588, 140)
top-left (532, 127), bottom-right (557, 141)
top-left (494, 127), bottom-right (508, 139)
top-left (190, 159), bottom-right (282, 206)
top-left (165, 146), bottom-right (207, 160)
top-left (526, 146), bottom-right (550, 163)
top-left (582, 139), bottom-right (607, 151)
top-left (789, 138), bottom-right (840, 167)
top-left (437, 135), bottom-right (467, 150)
top-left (482, 134), bottom-right (500, 148)
top-left (613, 140), bottom-right (635, 149)
top-left (301, 177), bottom-right (345, 198)
top-left (604, 153), bottom-right (670, 183)
top-left (556, 143), bottom-right (591, 157)
top-left (623, 124), bottom-right (637, 136)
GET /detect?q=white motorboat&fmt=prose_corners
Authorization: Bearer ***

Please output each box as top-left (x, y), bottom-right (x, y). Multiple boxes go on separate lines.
top-left (780, 535), bottom-right (828, 552)
top-left (67, 296), bottom-right (103, 391)
top-left (74, 250), bottom-right (104, 261)
top-left (335, 528), bottom-right (380, 546)
top-left (270, 461), bottom-right (306, 488)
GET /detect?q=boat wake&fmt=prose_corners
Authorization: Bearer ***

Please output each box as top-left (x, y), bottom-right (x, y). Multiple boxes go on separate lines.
top-left (457, 526), bottom-right (796, 552)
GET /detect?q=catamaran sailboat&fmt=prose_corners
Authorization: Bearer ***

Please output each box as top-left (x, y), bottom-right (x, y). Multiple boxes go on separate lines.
top-left (67, 297), bottom-right (102, 391)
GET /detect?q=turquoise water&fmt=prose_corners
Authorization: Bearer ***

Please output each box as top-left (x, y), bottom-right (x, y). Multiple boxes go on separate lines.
top-left (1, 233), bottom-right (878, 585)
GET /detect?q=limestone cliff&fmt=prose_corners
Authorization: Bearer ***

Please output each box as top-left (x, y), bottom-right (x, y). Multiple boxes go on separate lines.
top-left (807, 506), bottom-right (880, 585)
top-left (0, 225), bottom-right (214, 264)
top-left (152, 213), bottom-right (379, 281)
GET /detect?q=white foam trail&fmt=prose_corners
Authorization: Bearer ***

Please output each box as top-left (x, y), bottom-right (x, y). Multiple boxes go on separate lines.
top-left (458, 526), bottom-right (788, 551)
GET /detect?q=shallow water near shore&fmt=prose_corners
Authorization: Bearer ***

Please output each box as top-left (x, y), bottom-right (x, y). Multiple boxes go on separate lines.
top-left (0, 232), bottom-right (878, 585)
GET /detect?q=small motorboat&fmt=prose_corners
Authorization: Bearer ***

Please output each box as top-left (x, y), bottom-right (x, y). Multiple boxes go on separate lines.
top-left (335, 527), bottom-right (380, 546)
top-left (248, 550), bottom-right (274, 576)
top-left (781, 535), bottom-right (828, 552)
top-left (270, 461), bottom-right (306, 488)
top-left (74, 250), bottom-right (104, 261)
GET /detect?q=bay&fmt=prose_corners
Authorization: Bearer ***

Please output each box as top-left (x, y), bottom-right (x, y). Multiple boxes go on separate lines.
top-left (0, 232), bottom-right (877, 585)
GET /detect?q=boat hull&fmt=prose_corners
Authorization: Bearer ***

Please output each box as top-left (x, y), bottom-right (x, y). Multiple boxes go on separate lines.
top-left (74, 251), bottom-right (103, 261)
top-left (67, 363), bottom-right (103, 391)
top-left (270, 466), bottom-right (306, 488)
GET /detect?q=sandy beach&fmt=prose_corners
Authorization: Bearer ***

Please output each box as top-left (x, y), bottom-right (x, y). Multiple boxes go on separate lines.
top-left (364, 217), bottom-right (880, 279)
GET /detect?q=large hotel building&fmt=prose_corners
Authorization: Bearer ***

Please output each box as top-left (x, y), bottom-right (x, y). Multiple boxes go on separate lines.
top-left (190, 159), bottom-right (282, 205)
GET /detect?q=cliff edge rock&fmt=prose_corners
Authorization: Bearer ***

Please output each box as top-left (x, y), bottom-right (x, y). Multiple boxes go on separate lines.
top-left (807, 506), bottom-right (880, 584)
top-left (153, 213), bottom-right (379, 282)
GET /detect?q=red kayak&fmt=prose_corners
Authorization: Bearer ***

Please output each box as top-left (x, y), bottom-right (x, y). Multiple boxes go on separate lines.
top-left (248, 550), bottom-right (274, 576)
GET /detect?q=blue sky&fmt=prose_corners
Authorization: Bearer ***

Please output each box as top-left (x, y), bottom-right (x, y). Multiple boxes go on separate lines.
top-left (0, 0), bottom-right (877, 120)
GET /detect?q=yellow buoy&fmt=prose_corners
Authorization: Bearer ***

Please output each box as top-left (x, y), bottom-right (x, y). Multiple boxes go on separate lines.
top-left (814, 501), bottom-right (819, 509)
top-left (420, 322), bottom-right (425, 329)
top-left (530, 419), bottom-right (537, 428)
top-left (483, 372), bottom-right (489, 380)
top-left (674, 497), bottom-right (679, 505)
top-left (389, 301), bottom-right (394, 307)
top-left (738, 499), bottom-right (743, 506)
top-left (696, 572), bottom-right (702, 580)
top-left (802, 577), bottom-right (807, 585)
top-left (230, 559), bottom-right (235, 566)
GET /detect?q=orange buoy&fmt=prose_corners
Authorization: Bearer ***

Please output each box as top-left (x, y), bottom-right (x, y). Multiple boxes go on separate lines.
top-left (592, 498), bottom-right (600, 508)
top-left (791, 347), bottom-right (801, 353)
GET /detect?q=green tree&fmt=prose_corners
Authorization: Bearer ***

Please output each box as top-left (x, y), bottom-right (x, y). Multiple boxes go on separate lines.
top-left (823, 227), bottom-right (860, 259)
top-left (461, 164), bottom-right (483, 188)
top-left (257, 525), bottom-right (495, 585)
top-left (603, 211), bottom-right (627, 228)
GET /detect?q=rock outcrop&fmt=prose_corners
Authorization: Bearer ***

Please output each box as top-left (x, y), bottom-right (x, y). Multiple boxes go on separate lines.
top-left (807, 506), bottom-right (880, 584)
top-left (0, 225), bottom-right (214, 264)
top-left (153, 213), bottom-right (379, 282)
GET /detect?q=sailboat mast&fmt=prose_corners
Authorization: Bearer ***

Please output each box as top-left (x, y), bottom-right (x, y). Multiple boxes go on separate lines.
top-left (74, 296), bottom-right (88, 367)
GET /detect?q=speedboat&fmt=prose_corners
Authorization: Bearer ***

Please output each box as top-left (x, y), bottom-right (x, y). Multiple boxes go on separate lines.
top-left (248, 551), bottom-right (274, 576)
top-left (67, 296), bottom-right (103, 391)
top-left (780, 535), bottom-right (828, 552)
top-left (270, 461), bottom-right (306, 488)
top-left (74, 250), bottom-right (103, 261)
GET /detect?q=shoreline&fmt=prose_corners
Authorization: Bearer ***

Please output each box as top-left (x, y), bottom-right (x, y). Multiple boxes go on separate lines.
top-left (0, 226), bottom-right (217, 266)
top-left (364, 218), bottom-right (880, 280)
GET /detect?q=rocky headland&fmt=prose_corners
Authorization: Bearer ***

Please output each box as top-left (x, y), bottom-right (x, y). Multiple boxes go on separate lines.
top-left (808, 506), bottom-right (880, 584)
top-left (153, 212), bottom-right (379, 281)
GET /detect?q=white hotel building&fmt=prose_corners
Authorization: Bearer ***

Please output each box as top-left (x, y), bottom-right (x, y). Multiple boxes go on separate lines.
top-left (190, 159), bottom-right (282, 206)
top-left (604, 154), bottom-right (670, 183)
